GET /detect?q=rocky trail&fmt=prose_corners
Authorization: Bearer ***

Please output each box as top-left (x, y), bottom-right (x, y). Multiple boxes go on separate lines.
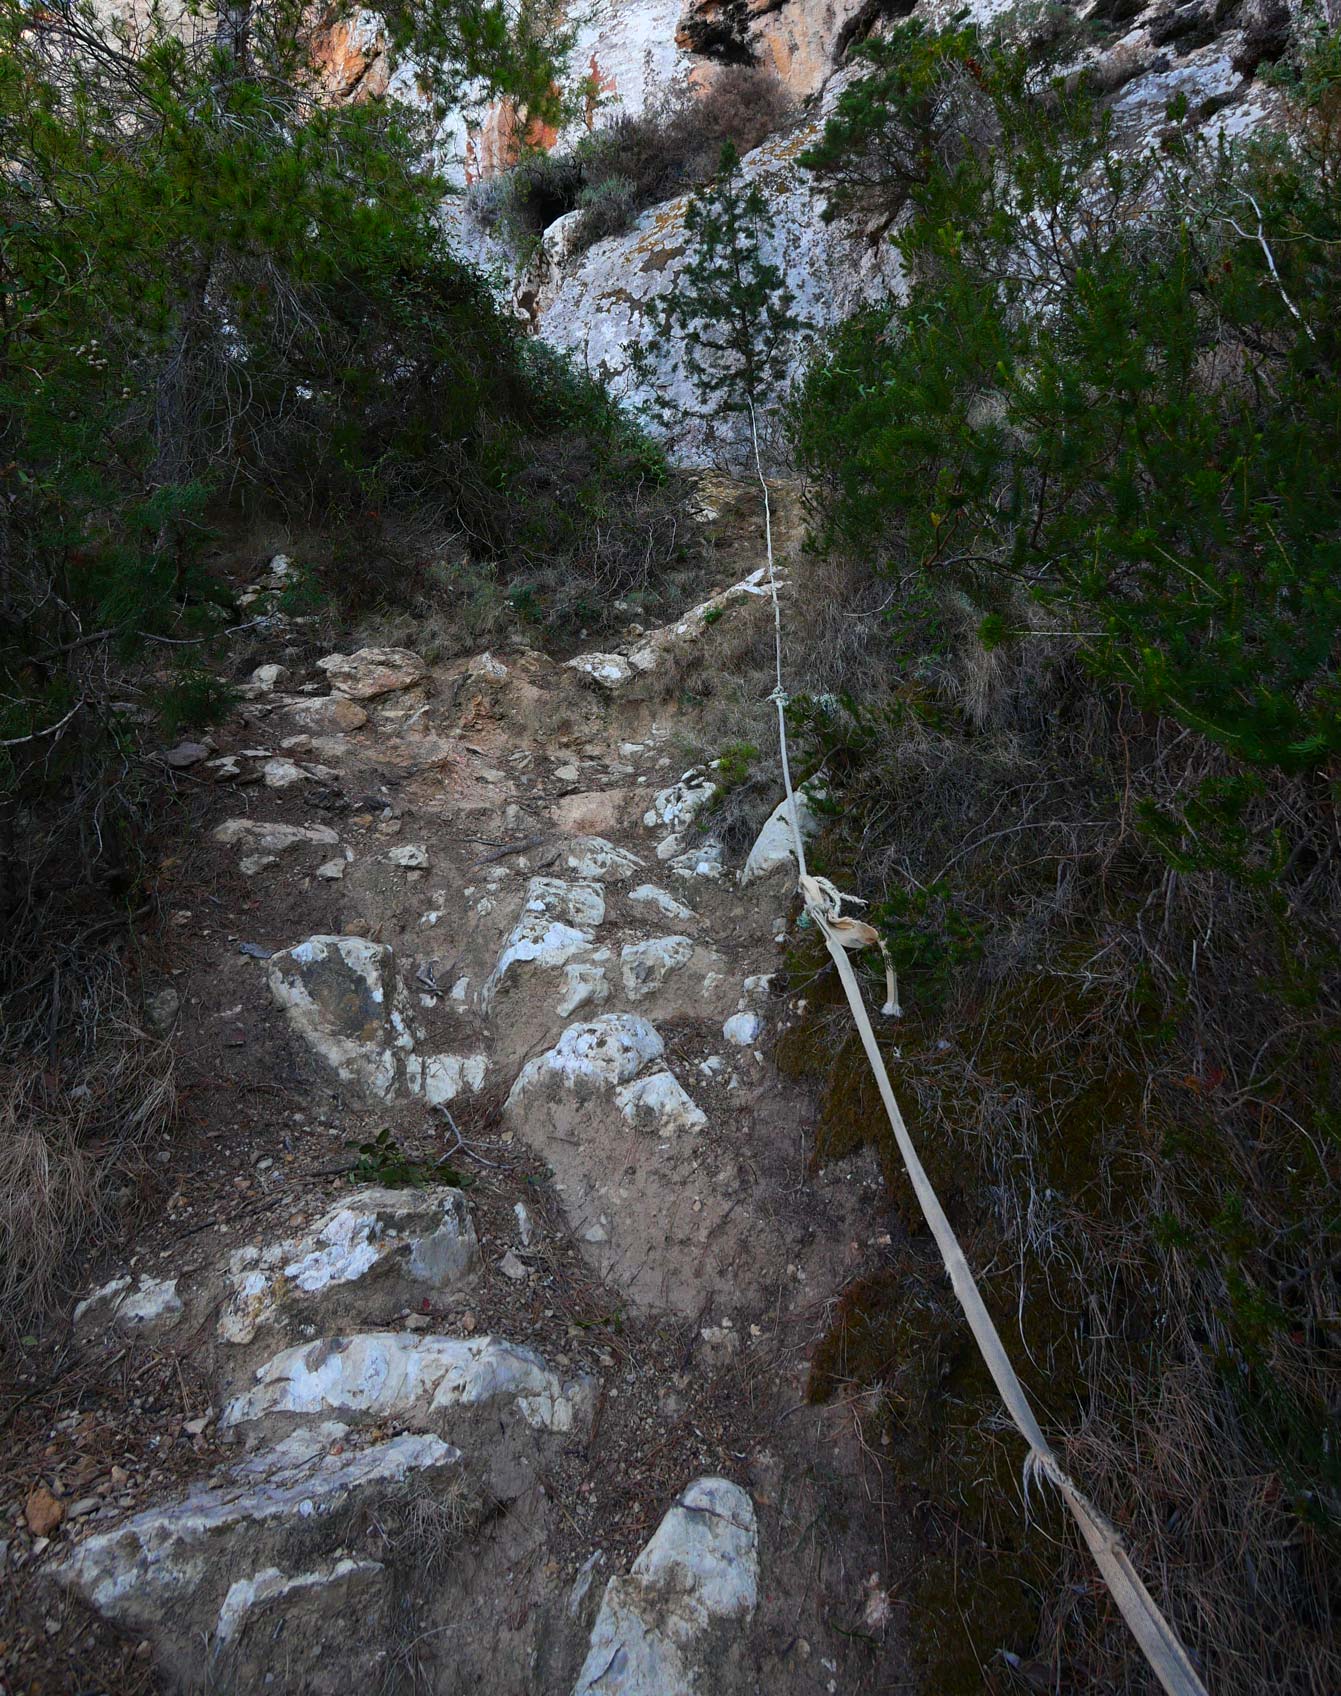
top-left (5, 494), bottom-right (904, 1695)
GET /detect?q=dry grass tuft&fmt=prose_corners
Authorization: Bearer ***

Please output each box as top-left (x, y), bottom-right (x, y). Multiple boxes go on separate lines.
top-left (0, 953), bottom-right (175, 1341)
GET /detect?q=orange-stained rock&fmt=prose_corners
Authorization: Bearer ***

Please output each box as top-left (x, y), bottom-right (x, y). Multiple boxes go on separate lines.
top-left (310, 14), bottom-right (390, 100)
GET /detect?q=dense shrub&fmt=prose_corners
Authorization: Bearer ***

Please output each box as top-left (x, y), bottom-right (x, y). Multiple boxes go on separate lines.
top-left (468, 65), bottom-right (795, 256)
top-left (782, 17), bottom-right (1341, 1694)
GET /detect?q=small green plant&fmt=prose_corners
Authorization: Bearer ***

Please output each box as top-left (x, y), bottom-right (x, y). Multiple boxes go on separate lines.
top-left (647, 141), bottom-right (806, 458)
top-left (714, 741), bottom-right (760, 787)
top-left (348, 1128), bottom-right (472, 1191)
top-left (155, 670), bottom-right (238, 738)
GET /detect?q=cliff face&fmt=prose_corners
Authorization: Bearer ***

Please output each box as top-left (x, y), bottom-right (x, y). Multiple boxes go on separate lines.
top-left (478, 0), bottom-right (1299, 459)
top-left (307, 0), bottom-right (1304, 458)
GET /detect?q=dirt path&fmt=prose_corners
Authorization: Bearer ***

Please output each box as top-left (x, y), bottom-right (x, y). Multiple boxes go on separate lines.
top-left (4, 505), bottom-right (908, 1695)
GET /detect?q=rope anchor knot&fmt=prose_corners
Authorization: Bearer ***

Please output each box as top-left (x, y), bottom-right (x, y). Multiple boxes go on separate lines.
top-left (799, 873), bottom-right (901, 1018)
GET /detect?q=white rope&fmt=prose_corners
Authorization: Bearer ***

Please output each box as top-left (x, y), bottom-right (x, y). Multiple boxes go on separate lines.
top-left (743, 402), bottom-right (1209, 1696)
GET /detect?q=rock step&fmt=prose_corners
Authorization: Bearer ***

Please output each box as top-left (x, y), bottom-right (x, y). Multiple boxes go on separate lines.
top-left (573, 1477), bottom-right (760, 1696)
top-left (220, 1185), bottom-right (479, 1347)
top-left (221, 1331), bottom-right (591, 1440)
top-left (51, 1424), bottom-right (460, 1690)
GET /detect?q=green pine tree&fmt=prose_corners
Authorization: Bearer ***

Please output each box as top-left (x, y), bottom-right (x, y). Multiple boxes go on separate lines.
top-left (648, 141), bottom-right (805, 458)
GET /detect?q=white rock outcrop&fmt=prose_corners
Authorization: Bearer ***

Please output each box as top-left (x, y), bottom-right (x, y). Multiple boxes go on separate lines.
top-left (563, 837), bottom-right (645, 881)
top-left (566, 652), bottom-right (635, 690)
top-left (558, 959), bottom-right (613, 1017)
top-left (220, 1332), bottom-right (590, 1436)
top-left (619, 936), bottom-right (695, 1001)
top-left (213, 818), bottom-right (340, 860)
top-left (740, 787), bottom-right (823, 884)
top-left (722, 1012), bottom-right (762, 1048)
top-left (219, 1188), bottom-right (479, 1346)
top-left (482, 877), bottom-right (608, 1007)
top-left (316, 647), bottom-right (428, 698)
top-left (51, 1423), bottom-right (459, 1656)
top-left (644, 772), bottom-right (718, 833)
top-left (74, 1274), bottom-right (182, 1337)
top-left (572, 1477), bottom-right (759, 1696)
top-left (266, 935), bottom-right (487, 1106)
top-left (506, 1014), bottom-right (665, 1106)
top-left (266, 936), bottom-right (409, 1101)
top-left (614, 1071), bottom-right (707, 1135)
top-left (627, 884), bottom-right (693, 921)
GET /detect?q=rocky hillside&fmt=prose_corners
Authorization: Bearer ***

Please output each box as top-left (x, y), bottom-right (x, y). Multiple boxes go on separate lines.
top-left (439, 0), bottom-right (1299, 455)
top-left (3, 492), bottom-right (909, 1695)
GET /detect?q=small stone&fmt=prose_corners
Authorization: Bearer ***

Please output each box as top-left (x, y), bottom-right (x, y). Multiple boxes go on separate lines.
top-left (69, 1496), bottom-right (100, 1518)
top-left (144, 985), bottom-right (180, 1035)
top-left (514, 1202), bottom-right (534, 1247)
top-left (723, 1012), bottom-right (762, 1047)
top-left (498, 1250), bottom-right (529, 1281)
top-left (262, 757), bottom-right (306, 790)
top-left (239, 854), bottom-right (278, 877)
top-left (182, 1416), bottom-right (210, 1436)
top-left (164, 740), bottom-right (208, 769)
top-left (315, 859), bottom-right (345, 881)
top-left (25, 1484), bottom-right (63, 1538)
top-left (387, 844), bottom-right (429, 869)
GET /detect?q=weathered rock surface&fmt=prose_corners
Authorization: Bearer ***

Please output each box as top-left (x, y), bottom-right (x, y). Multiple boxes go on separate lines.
top-left (740, 787), bottom-right (822, 884)
top-left (282, 693), bottom-right (369, 733)
top-left (266, 935), bottom-right (488, 1105)
top-left (213, 818), bottom-right (340, 859)
top-left (563, 837), bottom-right (645, 881)
top-left (614, 1070), bottom-right (707, 1135)
top-left (644, 771), bottom-right (719, 833)
top-left (572, 1477), bottom-right (759, 1696)
top-left (316, 646), bottom-right (428, 698)
top-left (74, 1274), bottom-right (182, 1337)
top-left (619, 935), bottom-right (695, 1001)
top-left (50, 1424), bottom-right (460, 1684)
top-left (266, 935), bottom-right (409, 1100)
top-left (483, 877), bottom-right (608, 1008)
top-left (219, 1187), bottom-right (479, 1346)
top-left (505, 1015), bottom-right (776, 1313)
top-left (221, 1333), bottom-right (591, 1437)
top-left (506, 1014), bottom-right (665, 1105)
top-left (627, 884), bottom-right (694, 922)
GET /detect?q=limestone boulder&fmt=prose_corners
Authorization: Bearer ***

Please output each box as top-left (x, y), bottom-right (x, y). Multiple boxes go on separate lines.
top-left (49, 1424), bottom-right (460, 1691)
top-left (266, 935), bottom-right (488, 1106)
top-left (506, 1014), bottom-right (664, 1108)
top-left (74, 1274), bottom-right (182, 1338)
top-left (481, 878), bottom-right (608, 1009)
top-left (572, 1477), bottom-right (759, 1696)
top-left (213, 818), bottom-right (340, 860)
top-left (220, 1332), bottom-right (591, 1439)
top-left (739, 785), bottom-right (823, 884)
top-left (219, 1187), bottom-right (479, 1346)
